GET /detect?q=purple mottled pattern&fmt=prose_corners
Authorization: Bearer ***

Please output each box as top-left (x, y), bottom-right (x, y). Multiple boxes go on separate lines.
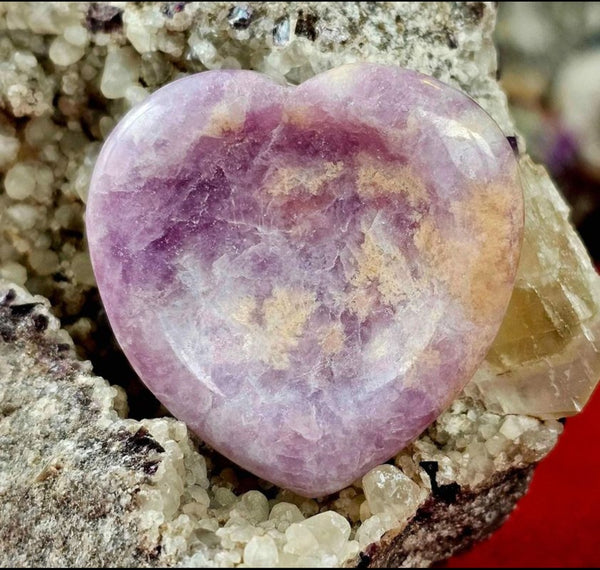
top-left (86, 64), bottom-right (523, 497)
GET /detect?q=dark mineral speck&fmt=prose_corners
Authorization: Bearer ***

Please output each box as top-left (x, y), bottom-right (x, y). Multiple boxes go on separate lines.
top-left (295, 10), bottom-right (318, 41)
top-left (507, 135), bottom-right (519, 156)
top-left (0, 323), bottom-right (16, 343)
top-left (435, 481), bottom-right (461, 503)
top-left (142, 460), bottom-right (160, 475)
top-left (33, 314), bottom-right (49, 333)
top-left (86, 3), bottom-right (123, 33)
top-left (161, 2), bottom-right (186, 19)
top-left (420, 461), bottom-right (461, 503)
top-left (228, 5), bottom-right (253, 29)
top-left (124, 427), bottom-right (166, 455)
top-left (466, 1), bottom-right (486, 22)
top-left (9, 303), bottom-right (41, 317)
top-left (1, 289), bottom-right (16, 305)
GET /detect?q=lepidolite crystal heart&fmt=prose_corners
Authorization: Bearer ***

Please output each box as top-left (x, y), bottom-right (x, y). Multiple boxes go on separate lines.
top-left (86, 63), bottom-right (523, 497)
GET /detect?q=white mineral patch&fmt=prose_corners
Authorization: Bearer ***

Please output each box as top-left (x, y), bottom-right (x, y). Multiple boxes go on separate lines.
top-left (244, 535), bottom-right (280, 567)
top-left (49, 36), bottom-right (85, 66)
top-left (100, 47), bottom-right (141, 99)
top-left (6, 203), bottom-right (39, 230)
top-left (63, 25), bottom-right (89, 48)
top-left (0, 131), bottom-right (20, 170)
top-left (362, 464), bottom-right (427, 522)
top-left (4, 163), bottom-right (37, 200)
top-left (0, 260), bottom-right (27, 285)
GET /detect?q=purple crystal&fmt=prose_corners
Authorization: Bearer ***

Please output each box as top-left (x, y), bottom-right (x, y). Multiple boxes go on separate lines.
top-left (86, 64), bottom-right (523, 497)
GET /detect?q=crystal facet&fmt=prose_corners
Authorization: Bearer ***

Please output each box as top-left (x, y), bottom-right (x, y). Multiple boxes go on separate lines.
top-left (86, 63), bottom-right (523, 496)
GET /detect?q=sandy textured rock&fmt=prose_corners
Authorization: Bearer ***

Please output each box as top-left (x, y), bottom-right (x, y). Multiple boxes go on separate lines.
top-left (0, 1), bottom-right (598, 567)
top-left (0, 283), bottom-right (162, 567)
top-left (357, 466), bottom-right (535, 568)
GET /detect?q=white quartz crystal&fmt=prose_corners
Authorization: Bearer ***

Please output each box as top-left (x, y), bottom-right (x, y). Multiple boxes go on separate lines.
top-left (243, 535), bottom-right (279, 567)
top-left (63, 25), bottom-right (88, 48)
top-left (297, 512), bottom-right (352, 555)
top-left (269, 502), bottom-right (304, 529)
top-left (6, 203), bottom-right (38, 230)
top-left (100, 47), bottom-right (140, 99)
top-left (4, 163), bottom-right (36, 200)
top-left (49, 36), bottom-right (84, 66)
top-left (0, 261), bottom-right (27, 285)
top-left (362, 465), bottom-right (426, 521)
top-left (0, 132), bottom-right (20, 171)
top-left (355, 511), bottom-right (400, 550)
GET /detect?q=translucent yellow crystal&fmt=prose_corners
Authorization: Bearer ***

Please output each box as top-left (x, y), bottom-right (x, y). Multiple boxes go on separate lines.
top-left (468, 156), bottom-right (600, 419)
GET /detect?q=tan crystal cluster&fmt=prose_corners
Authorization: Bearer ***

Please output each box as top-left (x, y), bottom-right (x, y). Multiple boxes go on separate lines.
top-left (469, 156), bottom-right (600, 419)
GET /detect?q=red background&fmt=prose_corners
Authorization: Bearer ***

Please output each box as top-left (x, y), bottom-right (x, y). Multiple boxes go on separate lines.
top-left (445, 385), bottom-right (600, 568)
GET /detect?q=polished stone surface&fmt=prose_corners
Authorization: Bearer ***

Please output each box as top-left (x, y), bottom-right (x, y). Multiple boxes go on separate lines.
top-left (86, 63), bottom-right (523, 496)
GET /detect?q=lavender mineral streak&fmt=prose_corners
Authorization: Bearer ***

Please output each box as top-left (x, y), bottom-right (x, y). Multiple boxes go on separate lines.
top-left (86, 64), bottom-right (523, 496)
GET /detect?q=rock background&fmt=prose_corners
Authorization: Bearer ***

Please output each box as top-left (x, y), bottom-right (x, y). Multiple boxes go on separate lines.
top-left (496, 2), bottom-right (600, 236)
top-left (0, 2), bottom-right (598, 567)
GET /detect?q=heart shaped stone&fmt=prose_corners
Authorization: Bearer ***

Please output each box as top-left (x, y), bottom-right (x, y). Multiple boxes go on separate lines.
top-left (86, 63), bottom-right (523, 497)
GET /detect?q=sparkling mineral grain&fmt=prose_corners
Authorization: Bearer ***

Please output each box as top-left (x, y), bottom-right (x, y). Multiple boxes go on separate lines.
top-left (86, 63), bottom-right (523, 497)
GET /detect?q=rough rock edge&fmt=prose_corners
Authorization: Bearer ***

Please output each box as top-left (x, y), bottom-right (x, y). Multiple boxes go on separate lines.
top-left (0, 282), bottom-right (161, 567)
top-left (355, 467), bottom-right (534, 568)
